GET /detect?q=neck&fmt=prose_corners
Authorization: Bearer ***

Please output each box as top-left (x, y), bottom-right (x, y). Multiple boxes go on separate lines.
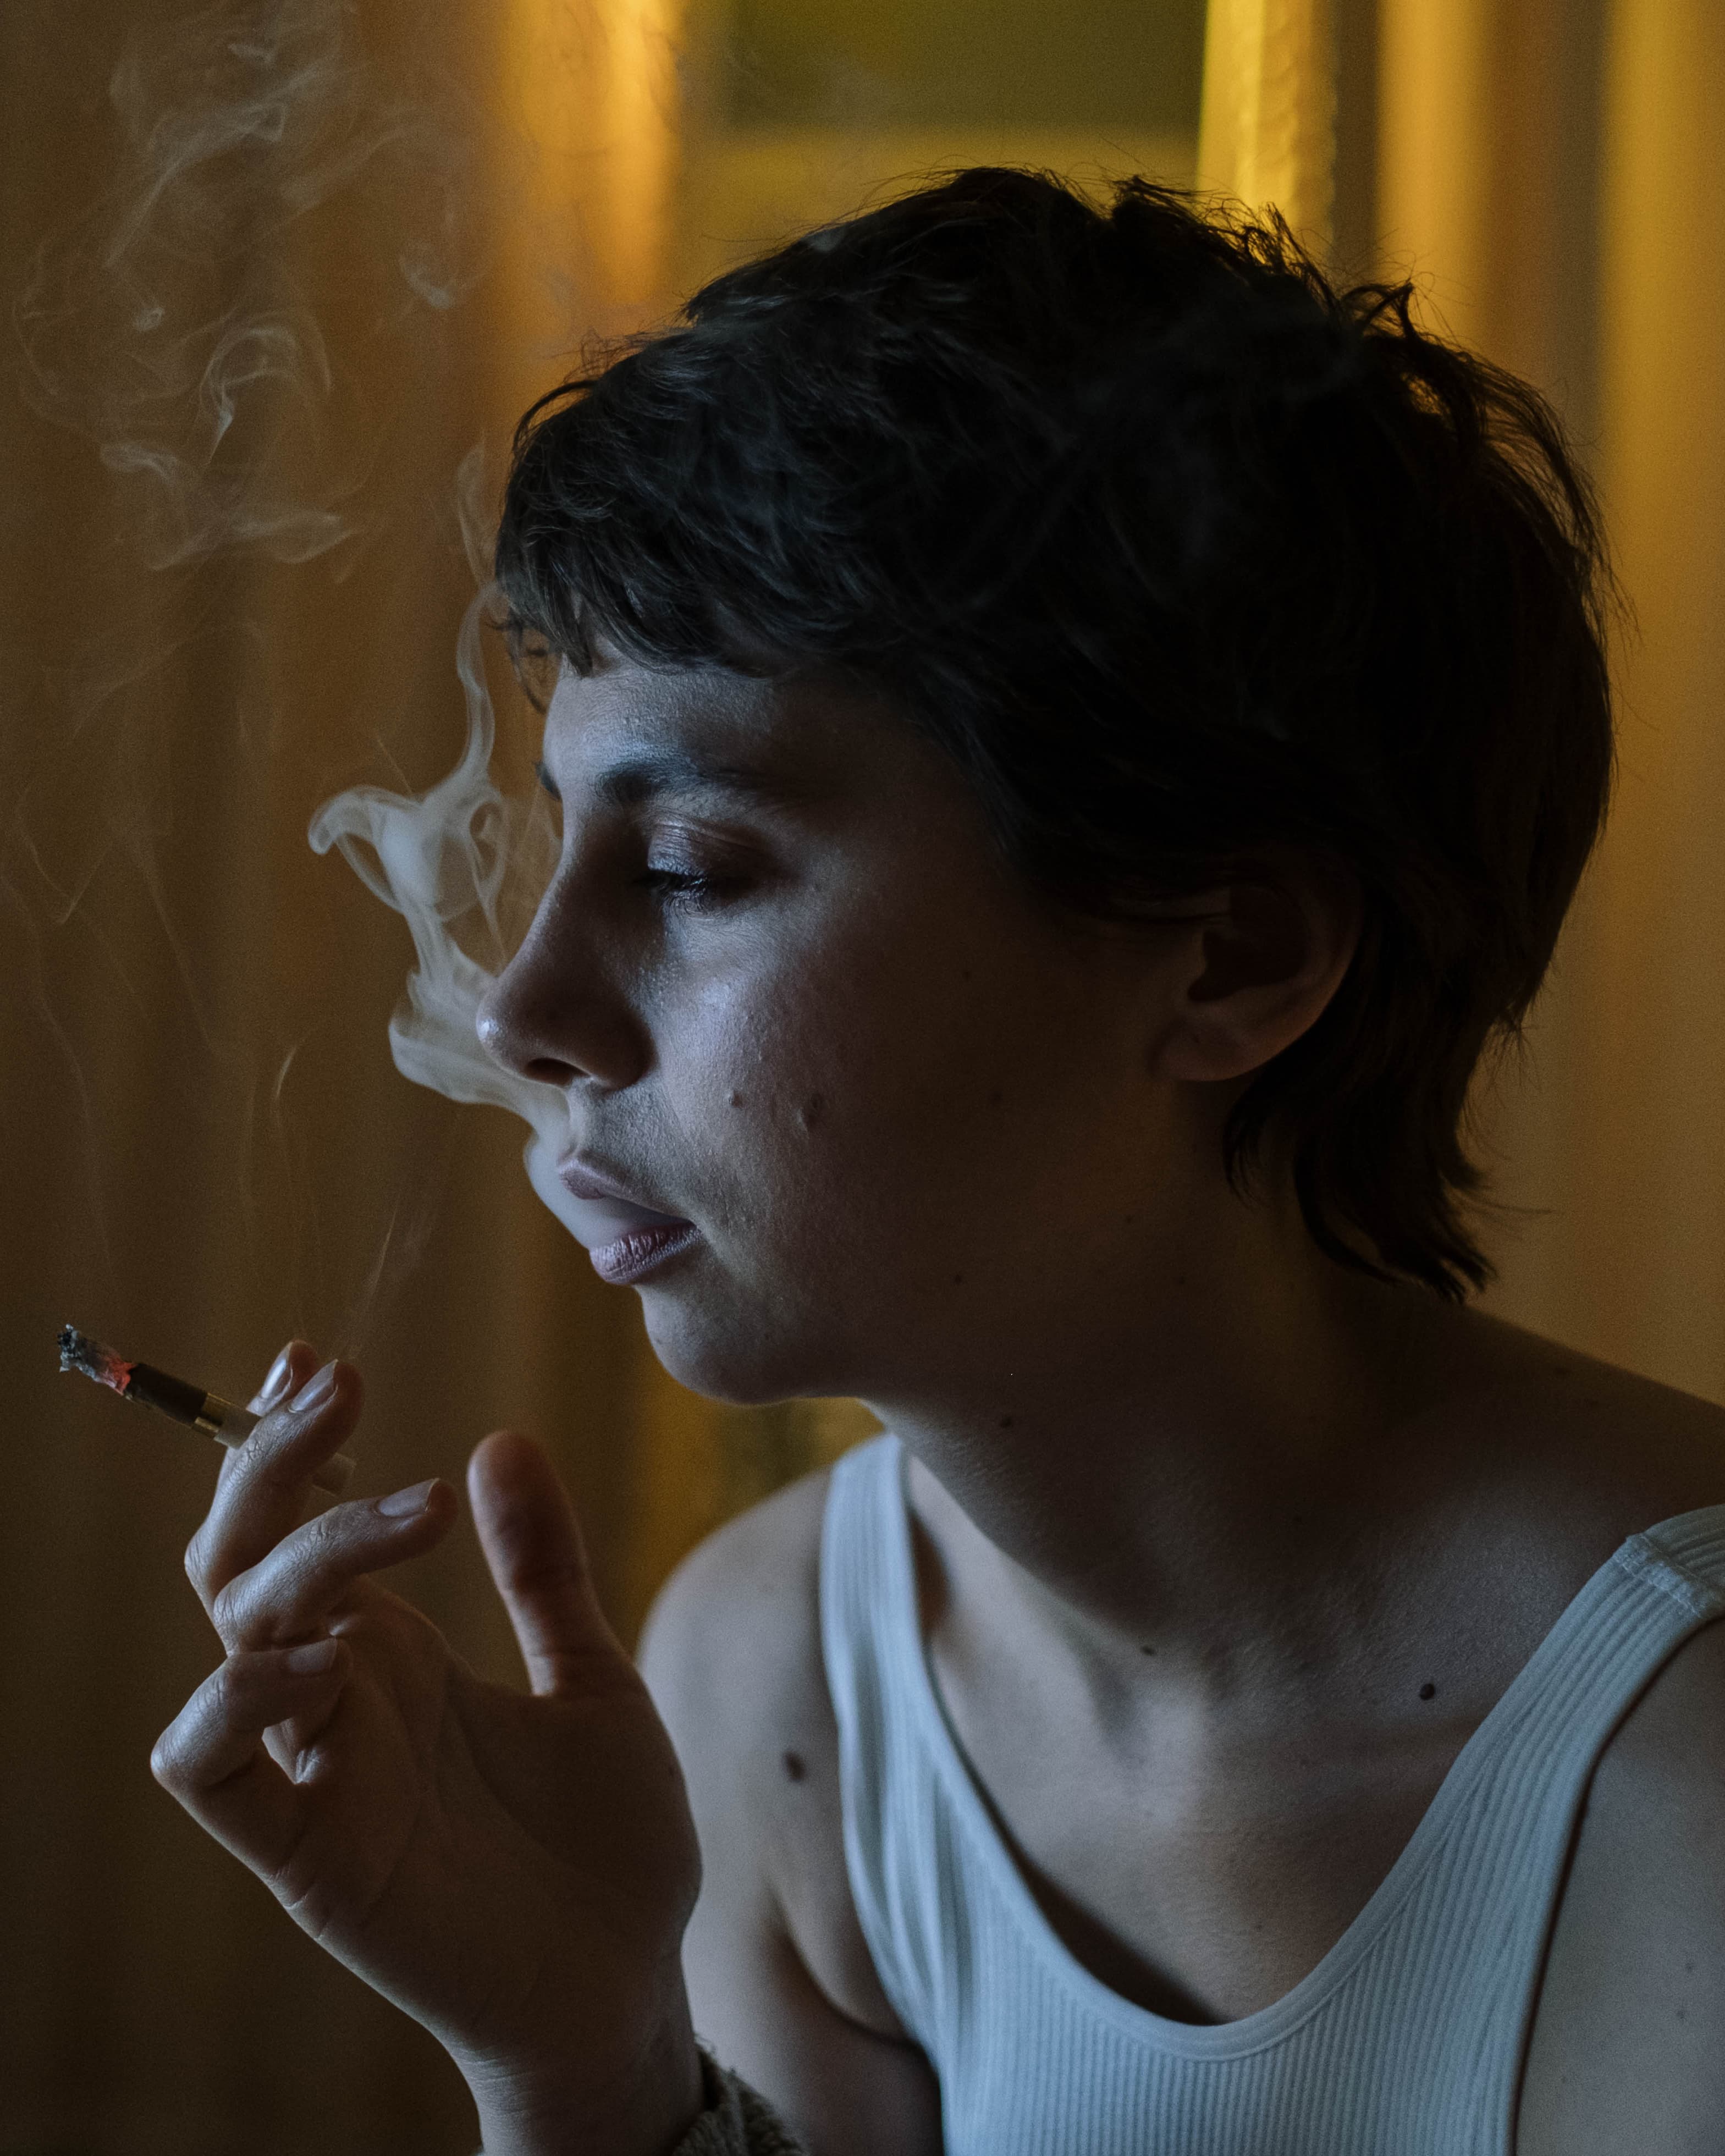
top-left (866, 1175), bottom-right (1480, 1694)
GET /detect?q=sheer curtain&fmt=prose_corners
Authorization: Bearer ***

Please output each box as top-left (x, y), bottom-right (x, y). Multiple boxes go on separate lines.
top-left (5, 2), bottom-right (1722, 2150)
top-left (1203, 0), bottom-right (1725, 1405)
top-left (1375, 0), bottom-right (1725, 1402)
top-left (0, 1), bottom-right (736, 2148)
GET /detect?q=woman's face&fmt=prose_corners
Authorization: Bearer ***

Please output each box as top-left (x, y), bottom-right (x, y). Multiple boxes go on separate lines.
top-left (477, 655), bottom-right (1219, 1408)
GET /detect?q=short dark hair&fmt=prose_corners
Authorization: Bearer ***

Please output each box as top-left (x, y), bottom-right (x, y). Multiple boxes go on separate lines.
top-left (495, 168), bottom-right (1614, 1302)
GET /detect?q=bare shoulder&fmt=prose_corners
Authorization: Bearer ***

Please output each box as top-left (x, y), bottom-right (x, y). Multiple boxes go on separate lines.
top-left (1517, 1611), bottom-right (1725, 2154)
top-left (639, 1463), bottom-right (833, 1753)
top-left (638, 1464), bottom-right (906, 2039)
top-left (1452, 1310), bottom-right (1725, 1532)
top-left (1540, 1338), bottom-right (1725, 1464)
top-left (639, 1467), bottom-right (941, 2154)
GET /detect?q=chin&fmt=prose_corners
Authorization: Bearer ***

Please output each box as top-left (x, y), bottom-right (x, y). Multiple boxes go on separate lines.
top-left (638, 1288), bottom-right (847, 1408)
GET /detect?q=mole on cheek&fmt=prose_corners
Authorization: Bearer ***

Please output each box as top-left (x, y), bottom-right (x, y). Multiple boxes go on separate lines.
top-left (782, 1750), bottom-right (807, 1783)
top-left (728, 1090), bottom-right (745, 1109)
top-left (797, 1093), bottom-right (825, 1131)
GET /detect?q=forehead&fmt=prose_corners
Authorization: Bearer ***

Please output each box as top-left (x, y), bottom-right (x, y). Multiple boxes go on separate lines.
top-left (539, 656), bottom-right (936, 814)
top-left (545, 659), bottom-right (781, 773)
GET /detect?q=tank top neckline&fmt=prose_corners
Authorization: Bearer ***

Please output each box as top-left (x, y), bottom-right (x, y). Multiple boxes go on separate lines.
top-left (858, 1430), bottom-right (1725, 2063)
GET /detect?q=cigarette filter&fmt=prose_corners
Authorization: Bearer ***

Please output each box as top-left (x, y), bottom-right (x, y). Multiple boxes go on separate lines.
top-left (58, 1326), bottom-right (355, 1496)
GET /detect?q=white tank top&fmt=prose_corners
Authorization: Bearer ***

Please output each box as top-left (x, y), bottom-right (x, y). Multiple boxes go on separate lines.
top-left (819, 1432), bottom-right (1725, 2155)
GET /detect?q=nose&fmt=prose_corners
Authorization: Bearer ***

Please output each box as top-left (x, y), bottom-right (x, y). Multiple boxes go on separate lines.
top-left (475, 902), bottom-right (644, 1092)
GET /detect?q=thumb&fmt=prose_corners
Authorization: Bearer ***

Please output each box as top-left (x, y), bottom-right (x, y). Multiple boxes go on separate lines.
top-left (468, 1430), bottom-right (623, 1696)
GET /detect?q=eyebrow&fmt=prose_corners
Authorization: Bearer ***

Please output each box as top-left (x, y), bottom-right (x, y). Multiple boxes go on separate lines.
top-left (536, 749), bottom-right (806, 810)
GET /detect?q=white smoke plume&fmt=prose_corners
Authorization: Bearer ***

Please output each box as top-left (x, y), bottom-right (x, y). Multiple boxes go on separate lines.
top-left (9, 0), bottom-right (573, 1338)
top-left (307, 540), bottom-right (582, 1242)
top-left (14, 0), bottom-right (486, 571)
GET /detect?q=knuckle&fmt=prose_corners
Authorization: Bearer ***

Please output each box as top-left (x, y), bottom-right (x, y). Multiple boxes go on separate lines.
top-left (255, 1432), bottom-right (305, 1484)
top-left (304, 1505), bottom-right (359, 1577)
top-left (304, 1508), bottom-right (339, 1559)
top-left (207, 1653), bottom-right (263, 1727)
top-left (150, 1727), bottom-right (185, 1789)
top-left (210, 1579), bottom-right (246, 1638)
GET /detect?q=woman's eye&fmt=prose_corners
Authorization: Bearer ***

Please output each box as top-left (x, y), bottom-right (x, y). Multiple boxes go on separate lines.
top-left (639, 865), bottom-right (723, 904)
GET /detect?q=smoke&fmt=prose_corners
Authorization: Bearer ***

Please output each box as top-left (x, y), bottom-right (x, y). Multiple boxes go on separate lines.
top-left (14, 0), bottom-right (486, 572)
top-left (307, 475), bottom-right (582, 1240)
top-left (5, 0), bottom-right (553, 1350)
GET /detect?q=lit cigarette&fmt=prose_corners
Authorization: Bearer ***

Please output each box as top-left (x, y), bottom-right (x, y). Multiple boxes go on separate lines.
top-left (58, 1325), bottom-right (356, 1496)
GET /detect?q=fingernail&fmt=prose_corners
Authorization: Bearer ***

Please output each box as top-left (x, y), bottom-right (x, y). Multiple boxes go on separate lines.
top-left (377, 1478), bottom-right (437, 1518)
top-left (250, 1347), bottom-right (294, 1414)
top-left (286, 1637), bottom-right (338, 1674)
top-left (294, 1362), bottom-right (338, 1415)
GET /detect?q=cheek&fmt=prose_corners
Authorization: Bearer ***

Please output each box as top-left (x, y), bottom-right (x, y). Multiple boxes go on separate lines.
top-left (633, 902), bottom-right (1167, 1399)
top-left (659, 925), bottom-right (1036, 1268)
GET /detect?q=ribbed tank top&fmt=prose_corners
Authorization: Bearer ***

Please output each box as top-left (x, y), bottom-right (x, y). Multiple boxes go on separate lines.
top-left (819, 1433), bottom-right (1725, 2155)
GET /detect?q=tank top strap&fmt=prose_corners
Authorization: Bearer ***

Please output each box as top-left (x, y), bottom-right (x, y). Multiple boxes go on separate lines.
top-left (818, 1432), bottom-right (943, 2046)
top-left (1632, 1503), bottom-right (1725, 1602)
top-left (819, 1444), bottom-right (1725, 2156)
top-left (1469, 1501), bottom-right (1725, 1852)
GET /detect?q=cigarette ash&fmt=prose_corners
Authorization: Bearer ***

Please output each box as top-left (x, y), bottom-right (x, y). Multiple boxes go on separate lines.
top-left (58, 1324), bottom-right (136, 1394)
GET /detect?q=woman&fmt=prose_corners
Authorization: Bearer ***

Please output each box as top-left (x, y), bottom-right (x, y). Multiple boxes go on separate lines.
top-left (156, 172), bottom-right (1725, 2154)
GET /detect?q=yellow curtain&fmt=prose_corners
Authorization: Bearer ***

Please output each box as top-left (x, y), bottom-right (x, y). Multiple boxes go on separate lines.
top-left (0, 1), bottom-right (728, 2146)
top-left (1, 3), bottom-right (881, 2137)
top-left (1197, 0), bottom-right (1338, 250)
top-left (7, 3), bottom-right (1722, 2149)
top-left (1373, 0), bottom-right (1725, 1402)
top-left (1202, 0), bottom-right (1725, 1405)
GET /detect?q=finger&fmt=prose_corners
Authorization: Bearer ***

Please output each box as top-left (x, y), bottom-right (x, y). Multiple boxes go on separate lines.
top-left (246, 1338), bottom-right (321, 1416)
top-left (212, 1339), bottom-right (322, 1501)
top-left (469, 1431), bottom-right (622, 1696)
top-left (151, 1640), bottom-right (349, 1870)
top-left (211, 1478), bottom-right (458, 1651)
top-left (187, 1357), bottom-right (366, 1613)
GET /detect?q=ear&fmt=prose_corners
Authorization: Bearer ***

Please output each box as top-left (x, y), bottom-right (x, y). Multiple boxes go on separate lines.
top-left (1153, 864), bottom-right (1360, 1085)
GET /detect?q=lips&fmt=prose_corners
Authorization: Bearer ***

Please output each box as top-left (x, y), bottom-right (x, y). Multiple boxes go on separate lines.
top-left (555, 1156), bottom-right (699, 1285)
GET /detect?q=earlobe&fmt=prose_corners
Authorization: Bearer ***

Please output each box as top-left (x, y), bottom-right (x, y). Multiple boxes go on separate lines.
top-left (1156, 870), bottom-right (1359, 1085)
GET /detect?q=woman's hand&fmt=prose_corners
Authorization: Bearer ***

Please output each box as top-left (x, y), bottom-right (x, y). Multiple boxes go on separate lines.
top-left (153, 1343), bottom-right (706, 2156)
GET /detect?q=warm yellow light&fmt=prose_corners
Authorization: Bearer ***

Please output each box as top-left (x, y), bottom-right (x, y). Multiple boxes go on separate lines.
top-left (1197, 0), bottom-right (1336, 252)
top-left (497, 0), bottom-right (683, 337)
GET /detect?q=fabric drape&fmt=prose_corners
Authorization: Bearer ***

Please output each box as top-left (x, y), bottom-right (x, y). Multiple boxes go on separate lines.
top-left (0, 3), bottom-right (748, 2148)
top-left (3, 3), bottom-right (1721, 2152)
top-left (1373, 0), bottom-right (1725, 1400)
top-left (1202, 0), bottom-right (1725, 1403)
